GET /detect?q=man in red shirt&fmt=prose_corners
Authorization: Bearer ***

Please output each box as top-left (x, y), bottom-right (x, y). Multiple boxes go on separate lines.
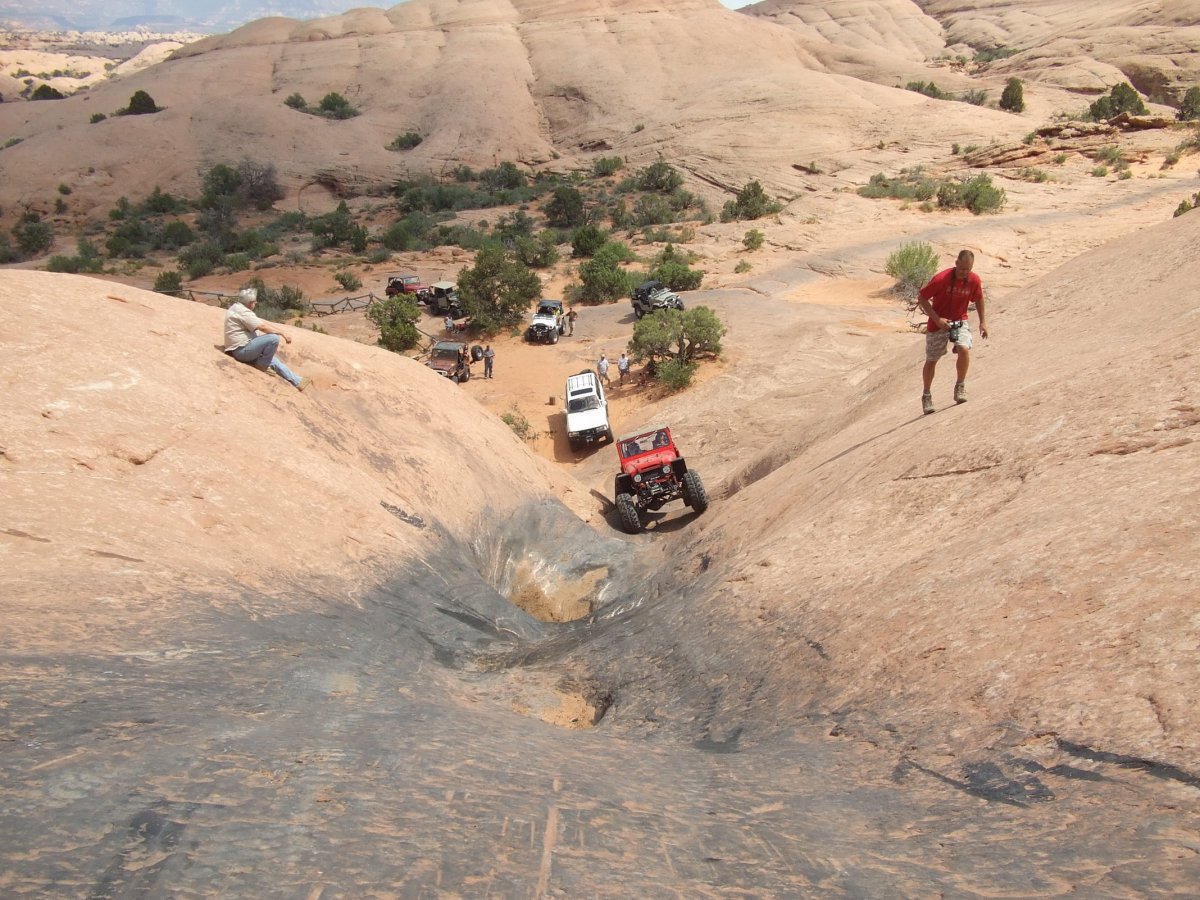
top-left (916, 249), bottom-right (988, 414)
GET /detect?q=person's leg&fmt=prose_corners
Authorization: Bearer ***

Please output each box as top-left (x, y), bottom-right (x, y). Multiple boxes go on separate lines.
top-left (953, 325), bottom-right (973, 401)
top-left (922, 360), bottom-right (937, 392)
top-left (269, 356), bottom-right (303, 388)
top-left (230, 334), bottom-right (281, 370)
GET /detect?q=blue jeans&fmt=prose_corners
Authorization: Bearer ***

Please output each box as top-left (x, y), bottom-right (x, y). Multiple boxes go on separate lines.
top-left (229, 335), bottom-right (302, 387)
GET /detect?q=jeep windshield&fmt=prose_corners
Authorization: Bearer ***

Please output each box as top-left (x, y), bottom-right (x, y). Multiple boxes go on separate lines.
top-left (618, 427), bottom-right (672, 460)
top-left (568, 396), bottom-right (600, 413)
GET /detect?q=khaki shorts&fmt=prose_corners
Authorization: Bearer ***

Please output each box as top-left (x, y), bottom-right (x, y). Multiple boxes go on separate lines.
top-left (925, 321), bottom-right (972, 361)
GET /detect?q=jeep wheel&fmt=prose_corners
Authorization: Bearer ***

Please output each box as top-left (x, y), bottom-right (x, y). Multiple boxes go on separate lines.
top-left (616, 493), bottom-right (642, 534)
top-left (682, 470), bottom-right (708, 513)
top-left (551, 329), bottom-right (559, 344)
top-left (635, 307), bottom-right (645, 319)
top-left (450, 374), bottom-right (460, 384)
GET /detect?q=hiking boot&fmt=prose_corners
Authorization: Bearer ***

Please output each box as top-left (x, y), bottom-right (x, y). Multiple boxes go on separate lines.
top-left (297, 376), bottom-right (312, 392)
top-left (922, 393), bottom-right (934, 415)
top-left (954, 381), bottom-right (967, 404)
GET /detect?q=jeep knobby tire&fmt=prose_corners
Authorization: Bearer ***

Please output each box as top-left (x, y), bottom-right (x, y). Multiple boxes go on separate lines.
top-left (616, 493), bottom-right (641, 534)
top-left (682, 470), bottom-right (708, 512)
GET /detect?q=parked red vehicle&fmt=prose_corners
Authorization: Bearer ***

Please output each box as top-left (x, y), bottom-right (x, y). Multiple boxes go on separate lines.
top-left (385, 273), bottom-right (428, 298)
top-left (613, 424), bottom-right (707, 533)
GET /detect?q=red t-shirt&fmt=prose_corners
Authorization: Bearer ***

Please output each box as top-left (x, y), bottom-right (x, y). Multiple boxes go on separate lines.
top-left (919, 267), bottom-right (982, 331)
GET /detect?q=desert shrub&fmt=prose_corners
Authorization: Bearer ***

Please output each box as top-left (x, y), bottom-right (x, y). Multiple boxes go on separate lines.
top-left (1173, 191), bottom-right (1200, 216)
top-left (428, 223), bottom-right (488, 250)
top-left (858, 169), bottom-right (937, 202)
top-left (153, 270), bottom-right (184, 293)
top-left (284, 93), bottom-right (306, 110)
top-left (743, 228), bottom-right (764, 251)
top-left (1019, 168), bottom-right (1050, 183)
top-left (655, 358), bottom-right (696, 392)
top-left (885, 241), bottom-right (938, 298)
top-left (30, 84), bottom-right (65, 100)
top-left (381, 211), bottom-right (434, 251)
top-left (334, 270), bottom-right (362, 292)
top-left (310, 202), bottom-right (365, 250)
top-left (240, 279), bottom-right (309, 320)
top-left (1089, 83), bottom-right (1146, 121)
top-left (106, 218), bottom-right (155, 257)
top-left (393, 177), bottom-right (482, 213)
top-left (1162, 151), bottom-right (1181, 168)
top-left (140, 185), bottom-right (185, 215)
top-left (89, 112), bottom-right (106, 123)
top-left (633, 194), bottom-right (674, 226)
top-left (593, 156), bottom-right (623, 177)
top-left (1178, 87), bottom-right (1200, 122)
top-left (571, 224), bottom-right (608, 258)
top-left (120, 90), bottom-right (159, 115)
top-left (500, 405), bottom-right (535, 441)
top-left (1095, 145), bottom-right (1128, 169)
top-left (1092, 166), bottom-right (1109, 177)
top-left (235, 159), bottom-right (285, 209)
top-left (178, 241), bottom-right (225, 278)
top-left (108, 196), bottom-right (132, 220)
top-left (734, 260), bottom-right (752, 274)
top-left (317, 92), bottom-right (358, 119)
top-left (974, 46), bottom-right (1018, 64)
top-left (495, 210), bottom-right (535, 243)
top-left (636, 160), bottom-right (683, 193)
top-left (952, 143), bottom-right (960, 155)
top-left (720, 180), bottom-right (782, 222)
top-left (628, 306), bottom-right (724, 375)
top-left (906, 81), bottom-right (950, 100)
top-left (387, 131), bottom-right (423, 151)
top-left (457, 244), bottom-right (543, 333)
top-left (479, 161), bottom-right (525, 191)
top-left (649, 243), bottom-right (703, 291)
top-left (1053, 153), bottom-right (1068, 164)
top-left (961, 89), bottom-right (988, 106)
top-left (936, 173), bottom-right (1006, 214)
top-left (999, 78), bottom-right (1025, 113)
top-left (200, 163), bottom-right (241, 205)
top-left (668, 188), bottom-right (698, 212)
top-left (608, 198), bottom-right (631, 230)
top-left (263, 211), bottom-right (309, 238)
top-left (512, 232), bottom-right (560, 268)
top-left (46, 240), bottom-right (103, 273)
top-left (578, 241), bottom-right (636, 303)
top-left (12, 212), bottom-right (53, 256)
top-left (543, 185), bottom-right (586, 228)
top-left (366, 295), bottom-right (421, 351)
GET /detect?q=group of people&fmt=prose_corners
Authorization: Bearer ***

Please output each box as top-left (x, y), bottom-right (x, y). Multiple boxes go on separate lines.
top-left (222, 251), bottom-right (990, 414)
top-left (596, 352), bottom-right (632, 385)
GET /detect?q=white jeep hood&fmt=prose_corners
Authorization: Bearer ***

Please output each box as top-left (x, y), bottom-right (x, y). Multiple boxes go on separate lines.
top-left (567, 407), bottom-right (608, 432)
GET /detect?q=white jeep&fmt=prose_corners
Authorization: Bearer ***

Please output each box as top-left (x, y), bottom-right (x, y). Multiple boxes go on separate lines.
top-left (564, 370), bottom-right (612, 451)
top-left (525, 299), bottom-right (566, 344)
